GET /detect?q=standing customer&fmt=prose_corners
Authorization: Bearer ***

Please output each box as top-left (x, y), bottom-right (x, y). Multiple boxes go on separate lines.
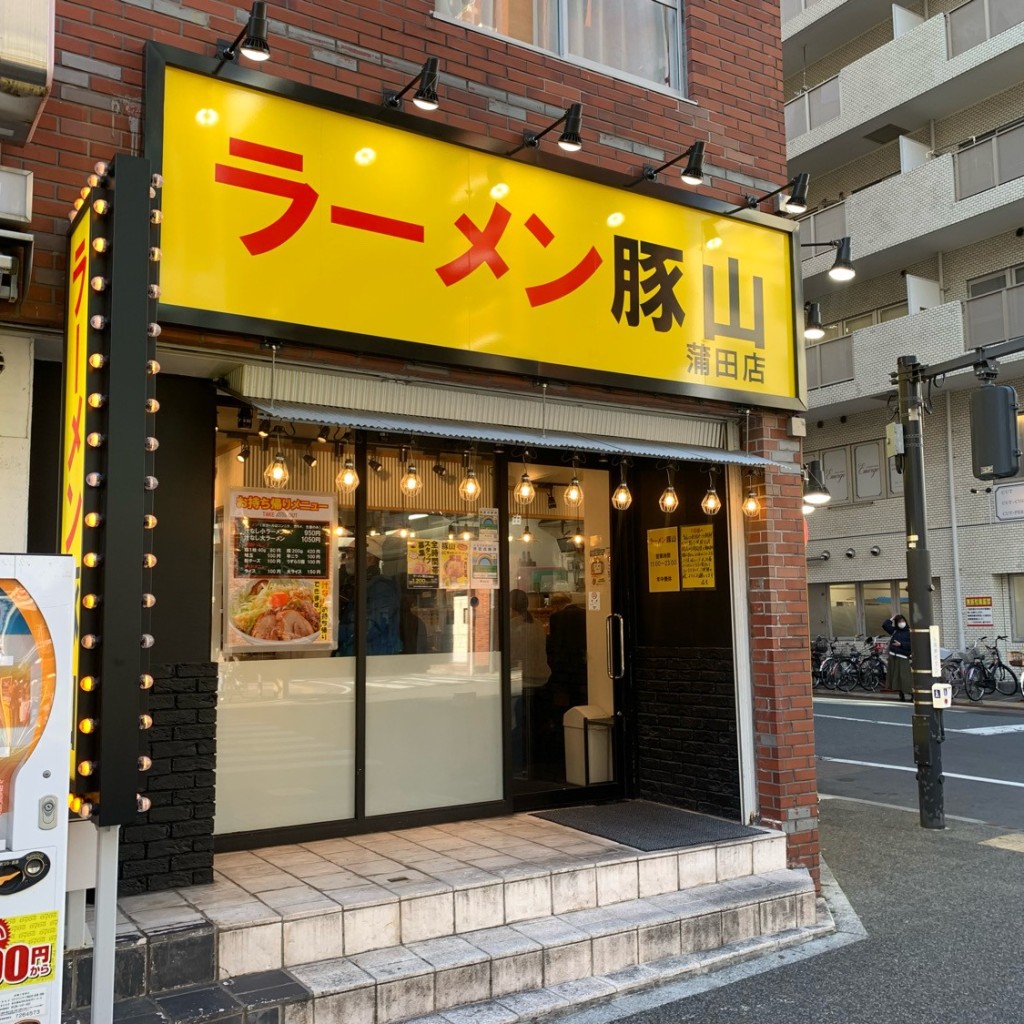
top-left (882, 613), bottom-right (913, 701)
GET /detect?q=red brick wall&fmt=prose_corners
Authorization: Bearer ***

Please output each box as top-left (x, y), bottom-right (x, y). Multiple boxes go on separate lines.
top-left (10, 0), bottom-right (787, 331)
top-left (746, 411), bottom-right (819, 885)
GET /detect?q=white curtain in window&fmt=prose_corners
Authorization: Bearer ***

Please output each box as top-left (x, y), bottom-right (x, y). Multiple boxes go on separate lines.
top-left (564, 0), bottom-right (675, 87)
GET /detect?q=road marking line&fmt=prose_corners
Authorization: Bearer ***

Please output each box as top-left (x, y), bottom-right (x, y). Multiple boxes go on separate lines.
top-left (815, 696), bottom-right (971, 713)
top-left (982, 833), bottom-right (1024, 852)
top-left (818, 793), bottom-right (986, 824)
top-left (816, 714), bottom-right (1024, 736)
top-left (820, 756), bottom-right (1024, 788)
top-left (955, 723), bottom-right (1024, 736)
top-left (815, 714), bottom-right (911, 728)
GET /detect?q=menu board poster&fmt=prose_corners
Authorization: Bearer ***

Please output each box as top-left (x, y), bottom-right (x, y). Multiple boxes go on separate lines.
top-left (225, 489), bottom-right (336, 652)
top-left (471, 542), bottom-right (499, 589)
top-left (407, 540), bottom-right (441, 589)
top-left (680, 524), bottom-right (716, 590)
top-left (647, 528), bottom-right (680, 593)
top-left (440, 541), bottom-right (470, 589)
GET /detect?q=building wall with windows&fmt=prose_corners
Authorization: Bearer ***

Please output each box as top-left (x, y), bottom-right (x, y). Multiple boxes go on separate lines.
top-left (785, 0), bottom-right (1024, 659)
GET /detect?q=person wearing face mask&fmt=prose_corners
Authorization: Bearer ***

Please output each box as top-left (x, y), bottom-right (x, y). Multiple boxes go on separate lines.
top-left (882, 613), bottom-right (912, 701)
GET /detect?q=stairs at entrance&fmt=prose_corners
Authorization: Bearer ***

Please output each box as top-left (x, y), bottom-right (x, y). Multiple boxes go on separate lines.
top-left (62, 815), bottom-right (831, 1023)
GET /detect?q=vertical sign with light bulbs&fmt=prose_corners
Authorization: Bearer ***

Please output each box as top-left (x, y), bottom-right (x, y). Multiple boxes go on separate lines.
top-left (61, 156), bottom-right (161, 826)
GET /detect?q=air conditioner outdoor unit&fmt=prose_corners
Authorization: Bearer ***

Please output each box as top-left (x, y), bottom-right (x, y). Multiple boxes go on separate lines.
top-left (0, 0), bottom-right (55, 146)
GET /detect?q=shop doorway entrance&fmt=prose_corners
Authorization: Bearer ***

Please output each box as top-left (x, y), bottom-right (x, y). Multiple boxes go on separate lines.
top-left (507, 461), bottom-right (625, 805)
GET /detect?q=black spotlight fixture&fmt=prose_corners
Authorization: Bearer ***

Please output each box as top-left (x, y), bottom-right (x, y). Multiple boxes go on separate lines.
top-left (217, 2), bottom-right (271, 64)
top-left (384, 56), bottom-right (440, 111)
top-left (800, 237), bottom-right (856, 282)
top-left (639, 140), bottom-right (705, 185)
top-left (512, 102), bottom-right (583, 155)
top-left (730, 172), bottom-right (810, 215)
top-left (315, 426), bottom-right (330, 444)
top-left (368, 452), bottom-right (383, 474)
top-left (303, 448), bottom-right (318, 469)
top-left (432, 459), bottom-right (447, 478)
top-left (803, 302), bottom-right (825, 340)
top-left (236, 444), bottom-right (251, 463)
top-left (257, 418), bottom-right (271, 438)
top-left (237, 406), bottom-right (254, 431)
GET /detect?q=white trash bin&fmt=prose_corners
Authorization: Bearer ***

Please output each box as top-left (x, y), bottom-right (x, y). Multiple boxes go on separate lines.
top-left (563, 705), bottom-right (613, 786)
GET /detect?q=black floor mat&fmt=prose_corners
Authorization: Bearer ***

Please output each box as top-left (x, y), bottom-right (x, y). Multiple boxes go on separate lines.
top-left (532, 800), bottom-right (764, 851)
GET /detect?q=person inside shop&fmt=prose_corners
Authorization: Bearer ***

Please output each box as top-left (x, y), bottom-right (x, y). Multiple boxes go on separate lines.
top-left (400, 592), bottom-right (431, 654)
top-left (538, 587), bottom-right (588, 778)
top-left (336, 536), bottom-right (402, 656)
top-left (882, 612), bottom-right (912, 702)
top-left (509, 589), bottom-right (550, 775)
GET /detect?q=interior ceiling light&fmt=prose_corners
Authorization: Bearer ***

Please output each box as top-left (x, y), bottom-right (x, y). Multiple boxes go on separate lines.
top-left (264, 450), bottom-right (289, 489)
top-left (384, 56), bottom-right (441, 111)
top-left (521, 520), bottom-right (533, 544)
top-left (804, 302), bottom-right (825, 341)
top-left (316, 426), bottom-right (330, 444)
top-left (336, 442), bottom-right (359, 494)
top-left (512, 102), bottom-right (584, 155)
top-left (303, 449), bottom-right (318, 468)
top-left (514, 465), bottom-right (536, 506)
top-left (236, 444), bottom-right (250, 464)
top-left (459, 452), bottom-right (480, 501)
top-left (400, 447), bottom-right (421, 493)
top-left (639, 140), bottom-right (705, 186)
top-left (217, 2), bottom-right (271, 64)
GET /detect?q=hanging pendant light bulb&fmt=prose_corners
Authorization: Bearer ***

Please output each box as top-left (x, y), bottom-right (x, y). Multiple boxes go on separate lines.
top-left (458, 452), bottom-right (480, 501)
top-left (564, 461), bottom-right (583, 507)
top-left (611, 461), bottom-right (632, 511)
top-left (741, 487), bottom-right (761, 518)
top-left (264, 450), bottom-right (289, 489)
top-left (335, 441), bottom-right (359, 493)
top-left (521, 520), bottom-right (533, 544)
top-left (701, 469), bottom-right (722, 516)
top-left (658, 465), bottom-right (678, 513)
top-left (573, 524), bottom-right (585, 547)
top-left (399, 447), bottom-right (421, 494)
top-left (514, 459), bottom-right (535, 506)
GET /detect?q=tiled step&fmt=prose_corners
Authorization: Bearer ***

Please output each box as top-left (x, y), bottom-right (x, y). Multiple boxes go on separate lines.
top-left (284, 868), bottom-right (822, 1024)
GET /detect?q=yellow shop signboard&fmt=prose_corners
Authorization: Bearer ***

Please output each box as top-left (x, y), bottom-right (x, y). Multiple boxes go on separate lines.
top-left (150, 50), bottom-right (803, 408)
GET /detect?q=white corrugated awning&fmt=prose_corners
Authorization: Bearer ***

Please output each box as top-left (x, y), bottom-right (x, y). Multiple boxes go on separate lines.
top-left (249, 399), bottom-right (791, 471)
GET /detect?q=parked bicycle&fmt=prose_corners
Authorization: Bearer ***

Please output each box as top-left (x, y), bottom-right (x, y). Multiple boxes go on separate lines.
top-left (964, 635), bottom-right (1021, 701)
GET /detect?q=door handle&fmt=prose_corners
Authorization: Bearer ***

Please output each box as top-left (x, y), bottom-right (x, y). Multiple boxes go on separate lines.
top-left (609, 613), bottom-right (625, 680)
top-left (605, 615), bottom-right (614, 679)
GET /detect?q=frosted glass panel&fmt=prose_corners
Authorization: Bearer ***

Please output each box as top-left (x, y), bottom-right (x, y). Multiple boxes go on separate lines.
top-left (366, 653), bottom-right (502, 815)
top-left (216, 657), bottom-right (356, 833)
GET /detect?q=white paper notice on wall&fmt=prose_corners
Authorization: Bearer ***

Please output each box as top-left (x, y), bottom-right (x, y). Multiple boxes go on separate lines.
top-left (588, 591), bottom-right (601, 611)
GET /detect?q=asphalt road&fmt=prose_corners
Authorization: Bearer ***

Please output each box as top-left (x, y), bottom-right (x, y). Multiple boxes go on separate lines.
top-left (814, 694), bottom-right (1024, 828)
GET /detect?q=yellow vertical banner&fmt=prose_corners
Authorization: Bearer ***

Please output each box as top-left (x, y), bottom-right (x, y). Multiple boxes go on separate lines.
top-left (681, 524), bottom-right (716, 590)
top-left (647, 528), bottom-right (680, 593)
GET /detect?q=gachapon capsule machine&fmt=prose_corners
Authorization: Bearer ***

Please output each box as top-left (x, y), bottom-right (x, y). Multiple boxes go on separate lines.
top-left (0, 556), bottom-right (74, 1024)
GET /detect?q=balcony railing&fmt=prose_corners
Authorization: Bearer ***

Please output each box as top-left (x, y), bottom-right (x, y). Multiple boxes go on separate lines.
top-left (964, 282), bottom-right (1024, 348)
top-left (781, 0), bottom-right (827, 24)
top-left (798, 202), bottom-right (847, 259)
top-left (954, 121), bottom-right (1024, 199)
top-left (806, 335), bottom-right (854, 390)
top-left (947, 0), bottom-right (1024, 58)
top-left (784, 77), bottom-right (841, 138)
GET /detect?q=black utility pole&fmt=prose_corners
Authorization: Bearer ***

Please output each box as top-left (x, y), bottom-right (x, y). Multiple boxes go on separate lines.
top-left (895, 355), bottom-right (944, 829)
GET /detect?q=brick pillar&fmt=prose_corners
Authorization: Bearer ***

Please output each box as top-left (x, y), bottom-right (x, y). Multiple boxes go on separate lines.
top-left (118, 662), bottom-right (217, 894)
top-left (746, 413), bottom-right (820, 887)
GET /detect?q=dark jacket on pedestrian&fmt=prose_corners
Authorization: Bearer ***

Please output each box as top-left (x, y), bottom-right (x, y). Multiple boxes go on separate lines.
top-left (882, 617), bottom-right (912, 660)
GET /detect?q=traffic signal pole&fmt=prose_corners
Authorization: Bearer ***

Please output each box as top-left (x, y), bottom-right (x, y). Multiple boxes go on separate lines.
top-left (895, 355), bottom-right (944, 829)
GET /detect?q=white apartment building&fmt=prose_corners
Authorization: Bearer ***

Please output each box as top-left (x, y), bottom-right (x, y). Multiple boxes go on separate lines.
top-left (782, 0), bottom-right (1024, 657)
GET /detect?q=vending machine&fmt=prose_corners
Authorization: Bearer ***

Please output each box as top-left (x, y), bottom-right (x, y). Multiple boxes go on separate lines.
top-left (0, 556), bottom-right (73, 1024)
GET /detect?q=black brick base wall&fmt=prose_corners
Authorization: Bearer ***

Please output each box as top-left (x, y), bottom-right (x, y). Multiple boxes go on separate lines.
top-left (633, 646), bottom-right (740, 820)
top-left (118, 662), bottom-right (218, 895)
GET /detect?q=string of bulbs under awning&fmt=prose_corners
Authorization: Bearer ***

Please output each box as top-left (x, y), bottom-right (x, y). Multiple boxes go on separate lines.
top-left (246, 400), bottom-right (797, 473)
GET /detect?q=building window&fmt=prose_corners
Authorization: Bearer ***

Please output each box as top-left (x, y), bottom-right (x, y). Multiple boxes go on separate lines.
top-left (807, 439), bottom-right (903, 505)
top-left (435, 1), bottom-right (684, 91)
top-left (964, 264), bottom-right (1024, 348)
top-left (826, 580), bottom-right (908, 638)
top-left (1010, 575), bottom-right (1024, 641)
